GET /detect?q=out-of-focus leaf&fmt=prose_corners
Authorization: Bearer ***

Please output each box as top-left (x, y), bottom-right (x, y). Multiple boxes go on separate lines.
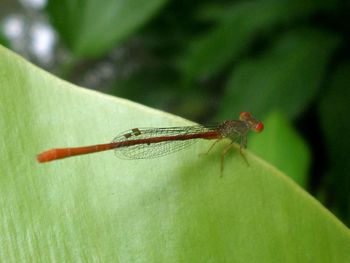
top-left (319, 62), bottom-right (350, 225)
top-left (218, 29), bottom-right (340, 120)
top-left (249, 112), bottom-right (310, 187)
top-left (179, 0), bottom-right (338, 80)
top-left (47, 0), bottom-right (168, 57)
top-left (0, 30), bottom-right (9, 48)
top-left (110, 65), bottom-right (179, 110)
top-left (1, 45), bottom-right (350, 261)
top-left (194, 3), bottom-right (229, 22)
top-left (110, 65), bottom-right (210, 119)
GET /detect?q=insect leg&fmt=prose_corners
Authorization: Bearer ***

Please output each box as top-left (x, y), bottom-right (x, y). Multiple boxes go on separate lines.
top-left (200, 139), bottom-right (221, 156)
top-left (220, 142), bottom-right (235, 176)
top-left (239, 135), bottom-right (249, 166)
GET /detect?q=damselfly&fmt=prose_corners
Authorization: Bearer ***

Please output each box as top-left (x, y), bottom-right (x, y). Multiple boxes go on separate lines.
top-left (37, 112), bottom-right (263, 171)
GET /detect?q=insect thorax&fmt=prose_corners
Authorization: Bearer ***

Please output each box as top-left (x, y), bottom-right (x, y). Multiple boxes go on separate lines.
top-left (218, 120), bottom-right (249, 138)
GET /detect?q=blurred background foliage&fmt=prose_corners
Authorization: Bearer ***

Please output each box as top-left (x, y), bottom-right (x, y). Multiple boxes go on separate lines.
top-left (1, 0), bottom-right (349, 226)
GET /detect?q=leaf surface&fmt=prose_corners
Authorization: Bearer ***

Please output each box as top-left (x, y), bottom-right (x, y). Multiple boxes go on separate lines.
top-left (0, 45), bottom-right (349, 262)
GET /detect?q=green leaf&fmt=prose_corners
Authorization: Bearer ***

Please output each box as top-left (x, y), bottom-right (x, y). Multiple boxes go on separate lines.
top-left (0, 28), bottom-right (10, 48)
top-left (318, 62), bottom-right (350, 225)
top-left (1, 45), bottom-right (349, 261)
top-left (47, 0), bottom-right (168, 57)
top-left (249, 112), bottom-right (310, 187)
top-left (179, 0), bottom-right (338, 80)
top-left (218, 29), bottom-right (340, 120)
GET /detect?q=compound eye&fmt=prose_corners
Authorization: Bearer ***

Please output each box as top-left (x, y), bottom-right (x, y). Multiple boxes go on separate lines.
top-left (239, 112), bottom-right (252, 121)
top-left (254, 121), bottom-right (264, 133)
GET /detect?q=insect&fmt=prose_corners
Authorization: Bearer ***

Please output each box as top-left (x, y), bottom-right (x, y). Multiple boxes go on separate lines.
top-left (37, 112), bottom-right (263, 172)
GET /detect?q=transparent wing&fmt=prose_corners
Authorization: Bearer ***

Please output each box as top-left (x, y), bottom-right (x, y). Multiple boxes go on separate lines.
top-left (112, 125), bottom-right (218, 159)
